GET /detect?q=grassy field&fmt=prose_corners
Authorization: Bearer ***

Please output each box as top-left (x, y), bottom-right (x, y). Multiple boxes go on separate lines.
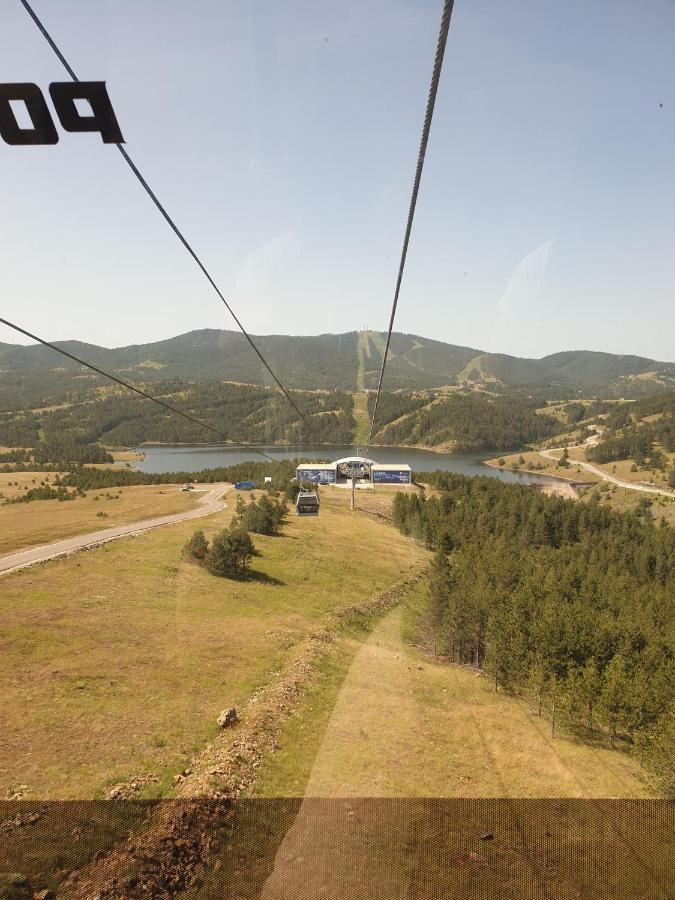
top-left (484, 451), bottom-right (598, 483)
top-left (0, 491), bottom-right (424, 800)
top-left (487, 447), bottom-right (674, 500)
top-left (566, 446), bottom-right (674, 491)
top-left (0, 483), bottom-right (201, 555)
top-left (256, 599), bottom-right (653, 799)
top-left (192, 588), bottom-right (665, 900)
top-left (0, 470), bottom-right (66, 500)
top-left (190, 795), bottom-right (673, 900)
top-left (581, 481), bottom-right (675, 525)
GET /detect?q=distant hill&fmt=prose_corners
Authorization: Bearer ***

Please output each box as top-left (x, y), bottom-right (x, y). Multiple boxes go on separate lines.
top-left (0, 331), bottom-right (359, 391)
top-left (1, 329), bottom-right (673, 400)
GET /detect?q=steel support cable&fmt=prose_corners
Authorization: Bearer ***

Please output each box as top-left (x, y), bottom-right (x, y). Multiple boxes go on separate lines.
top-left (0, 316), bottom-right (277, 463)
top-left (366, 0), bottom-right (454, 451)
top-left (18, 0), bottom-right (333, 458)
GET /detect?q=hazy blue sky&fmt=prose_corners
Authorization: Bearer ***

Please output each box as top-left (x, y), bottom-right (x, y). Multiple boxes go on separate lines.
top-left (1, 0), bottom-right (674, 360)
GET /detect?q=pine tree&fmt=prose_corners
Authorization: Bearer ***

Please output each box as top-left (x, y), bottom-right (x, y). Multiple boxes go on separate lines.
top-left (597, 655), bottom-right (630, 747)
top-left (206, 526), bottom-right (255, 578)
top-left (427, 549), bottom-right (454, 655)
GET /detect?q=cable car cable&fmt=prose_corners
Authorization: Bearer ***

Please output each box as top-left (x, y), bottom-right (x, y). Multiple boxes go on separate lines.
top-left (0, 316), bottom-right (278, 464)
top-left (18, 0), bottom-right (332, 456)
top-left (366, 0), bottom-right (454, 451)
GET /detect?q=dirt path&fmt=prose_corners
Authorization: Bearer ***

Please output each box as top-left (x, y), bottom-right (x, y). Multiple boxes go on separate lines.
top-left (0, 484), bottom-right (230, 576)
top-left (257, 608), bottom-right (657, 899)
top-left (300, 607), bottom-right (650, 798)
top-left (539, 447), bottom-right (674, 498)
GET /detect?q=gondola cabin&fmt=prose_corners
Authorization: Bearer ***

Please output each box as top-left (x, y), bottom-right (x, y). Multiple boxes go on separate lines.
top-left (296, 490), bottom-right (320, 515)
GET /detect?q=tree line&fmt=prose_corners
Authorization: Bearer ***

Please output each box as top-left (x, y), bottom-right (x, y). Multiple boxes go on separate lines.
top-left (375, 393), bottom-right (558, 451)
top-left (393, 473), bottom-right (673, 794)
top-left (367, 391), bottom-right (431, 430)
top-left (30, 382), bottom-right (353, 447)
top-left (0, 381), bottom-right (353, 471)
top-left (58, 459), bottom-right (303, 492)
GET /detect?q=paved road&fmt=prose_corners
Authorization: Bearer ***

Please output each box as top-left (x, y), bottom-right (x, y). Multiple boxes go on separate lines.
top-left (539, 448), bottom-right (674, 498)
top-left (0, 484), bottom-right (231, 577)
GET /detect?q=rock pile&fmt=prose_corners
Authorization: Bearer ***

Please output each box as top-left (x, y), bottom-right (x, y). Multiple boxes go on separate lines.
top-left (107, 773), bottom-right (159, 800)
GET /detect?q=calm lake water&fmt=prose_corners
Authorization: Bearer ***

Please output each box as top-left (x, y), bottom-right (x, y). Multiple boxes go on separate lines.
top-left (135, 443), bottom-right (558, 486)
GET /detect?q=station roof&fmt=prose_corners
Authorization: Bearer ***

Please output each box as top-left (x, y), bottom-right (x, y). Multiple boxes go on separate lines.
top-left (334, 456), bottom-right (376, 466)
top-left (296, 462), bottom-right (337, 469)
top-left (371, 463), bottom-right (412, 471)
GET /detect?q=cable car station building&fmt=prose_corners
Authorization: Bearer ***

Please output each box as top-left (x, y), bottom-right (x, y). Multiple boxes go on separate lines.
top-left (296, 456), bottom-right (412, 487)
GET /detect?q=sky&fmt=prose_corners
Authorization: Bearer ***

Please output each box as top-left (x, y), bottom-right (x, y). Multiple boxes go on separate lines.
top-left (1, 0), bottom-right (674, 361)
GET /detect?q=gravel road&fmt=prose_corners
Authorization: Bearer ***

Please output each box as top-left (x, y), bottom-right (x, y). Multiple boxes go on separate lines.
top-left (0, 484), bottom-right (230, 576)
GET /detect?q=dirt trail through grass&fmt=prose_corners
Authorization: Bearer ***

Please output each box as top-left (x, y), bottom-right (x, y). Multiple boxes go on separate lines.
top-left (303, 607), bottom-right (651, 798)
top-left (254, 608), bottom-right (661, 900)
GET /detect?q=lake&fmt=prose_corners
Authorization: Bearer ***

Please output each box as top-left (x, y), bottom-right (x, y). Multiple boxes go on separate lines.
top-left (134, 443), bottom-right (559, 486)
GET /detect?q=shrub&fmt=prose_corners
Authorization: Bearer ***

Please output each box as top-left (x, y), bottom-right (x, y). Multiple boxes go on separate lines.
top-left (183, 529), bottom-right (209, 561)
top-left (284, 481), bottom-right (300, 502)
top-left (206, 526), bottom-right (255, 577)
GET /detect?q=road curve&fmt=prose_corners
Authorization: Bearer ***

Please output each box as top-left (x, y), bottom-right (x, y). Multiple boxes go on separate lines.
top-left (0, 484), bottom-right (231, 577)
top-left (539, 448), bottom-right (675, 499)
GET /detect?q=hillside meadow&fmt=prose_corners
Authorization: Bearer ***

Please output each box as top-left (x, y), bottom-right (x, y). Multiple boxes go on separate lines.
top-left (0, 490), bottom-right (424, 800)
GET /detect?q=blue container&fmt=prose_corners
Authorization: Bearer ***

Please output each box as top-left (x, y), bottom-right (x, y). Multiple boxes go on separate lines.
top-left (234, 480), bottom-right (256, 490)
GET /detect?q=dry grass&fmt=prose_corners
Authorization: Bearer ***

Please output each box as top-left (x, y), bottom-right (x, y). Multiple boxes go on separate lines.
top-left (567, 447), bottom-right (674, 491)
top-left (584, 482), bottom-right (675, 526)
top-left (0, 484), bottom-right (201, 555)
top-left (0, 492), bottom-right (424, 800)
top-left (0, 471), bottom-right (66, 499)
top-left (484, 452), bottom-right (598, 483)
top-left (257, 603), bottom-right (653, 799)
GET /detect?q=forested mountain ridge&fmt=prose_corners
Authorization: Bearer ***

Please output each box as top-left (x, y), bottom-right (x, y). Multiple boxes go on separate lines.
top-left (0, 383), bottom-right (353, 464)
top-left (369, 391), bottom-right (559, 452)
top-left (1, 329), bottom-right (673, 400)
top-left (0, 332), bottom-right (360, 393)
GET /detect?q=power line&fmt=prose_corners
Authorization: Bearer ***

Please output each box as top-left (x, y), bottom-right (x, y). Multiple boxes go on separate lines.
top-left (366, 0), bottom-right (454, 450)
top-left (0, 316), bottom-right (278, 463)
top-left (18, 0), bottom-right (329, 454)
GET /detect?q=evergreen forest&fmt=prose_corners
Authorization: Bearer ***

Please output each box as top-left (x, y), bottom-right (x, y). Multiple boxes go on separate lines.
top-left (393, 473), bottom-right (674, 794)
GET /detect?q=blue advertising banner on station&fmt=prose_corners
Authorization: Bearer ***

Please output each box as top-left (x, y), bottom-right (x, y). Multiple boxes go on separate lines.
top-left (372, 470), bottom-right (411, 484)
top-left (296, 468), bottom-right (336, 484)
